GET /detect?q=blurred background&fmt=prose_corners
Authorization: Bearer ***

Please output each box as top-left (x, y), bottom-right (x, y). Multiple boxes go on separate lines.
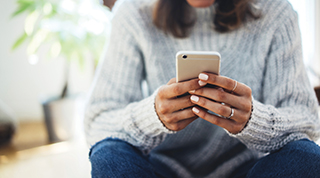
top-left (0, 0), bottom-right (319, 178)
top-left (0, 0), bottom-right (115, 177)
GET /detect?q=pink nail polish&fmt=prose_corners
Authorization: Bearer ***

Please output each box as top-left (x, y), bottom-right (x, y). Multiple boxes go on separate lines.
top-left (199, 81), bottom-right (207, 86)
top-left (189, 90), bottom-right (196, 93)
top-left (199, 73), bottom-right (208, 80)
top-left (192, 107), bottom-right (200, 114)
top-left (190, 95), bottom-right (199, 102)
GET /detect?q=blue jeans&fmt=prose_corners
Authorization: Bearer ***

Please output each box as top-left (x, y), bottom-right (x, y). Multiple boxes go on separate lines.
top-left (89, 138), bottom-right (320, 178)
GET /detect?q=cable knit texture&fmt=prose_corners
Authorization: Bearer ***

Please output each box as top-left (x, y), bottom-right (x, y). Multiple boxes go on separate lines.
top-left (84, 0), bottom-right (320, 177)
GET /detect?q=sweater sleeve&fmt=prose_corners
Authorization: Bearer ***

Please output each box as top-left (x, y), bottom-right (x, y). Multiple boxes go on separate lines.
top-left (230, 8), bottom-right (320, 152)
top-left (84, 2), bottom-right (173, 154)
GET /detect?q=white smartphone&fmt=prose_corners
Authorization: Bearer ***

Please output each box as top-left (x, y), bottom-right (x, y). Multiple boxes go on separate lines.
top-left (176, 51), bottom-right (221, 83)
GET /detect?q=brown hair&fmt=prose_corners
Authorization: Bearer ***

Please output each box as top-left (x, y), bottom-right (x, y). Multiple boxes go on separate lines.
top-left (153, 0), bottom-right (260, 38)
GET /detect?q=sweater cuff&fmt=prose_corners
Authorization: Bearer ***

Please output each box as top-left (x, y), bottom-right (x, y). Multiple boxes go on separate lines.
top-left (227, 100), bottom-right (277, 150)
top-left (123, 88), bottom-right (175, 140)
top-left (227, 99), bottom-right (314, 152)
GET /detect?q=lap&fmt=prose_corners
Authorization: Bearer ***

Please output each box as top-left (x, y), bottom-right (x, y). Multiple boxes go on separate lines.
top-left (246, 139), bottom-right (320, 178)
top-left (89, 138), bottom-right (320, 178)
top-left (89, 138), bottom-right (160, 178)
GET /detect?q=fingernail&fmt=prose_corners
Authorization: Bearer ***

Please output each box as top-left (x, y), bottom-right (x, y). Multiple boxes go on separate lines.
top-left (199, 73), bottom-right (208, 80)
top-left (192, 107), bottom-right (200, 113)
top-left (190, 95), bottom-right (199, 102)
top-left (199, 80), bottom-right (207, 86)
top-left (189, 90), bottom-right (195, 93)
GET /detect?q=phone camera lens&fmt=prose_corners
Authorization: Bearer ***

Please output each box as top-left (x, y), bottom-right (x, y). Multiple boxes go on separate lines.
top-left (182, 55), bottom-right (187, 59)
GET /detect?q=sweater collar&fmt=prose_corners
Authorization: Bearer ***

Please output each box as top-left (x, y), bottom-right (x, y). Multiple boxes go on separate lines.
top-left (194, 5), bottom-right (215, 23)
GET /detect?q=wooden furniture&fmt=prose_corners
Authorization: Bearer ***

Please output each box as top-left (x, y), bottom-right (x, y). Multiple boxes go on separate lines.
top-left (315, 86), bottom-right (320, 105)
top-left (103, 0), bottom-right (117, 9)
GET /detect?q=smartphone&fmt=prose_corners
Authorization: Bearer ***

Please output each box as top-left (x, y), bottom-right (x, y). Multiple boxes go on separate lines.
top-left (176, 51), bottom-right (221, 83)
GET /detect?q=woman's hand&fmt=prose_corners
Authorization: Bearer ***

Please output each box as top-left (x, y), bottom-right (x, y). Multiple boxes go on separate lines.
top-left (190, 73), bottom-right (252, 134)
top-left (155, 78), bottom-right (202, 131)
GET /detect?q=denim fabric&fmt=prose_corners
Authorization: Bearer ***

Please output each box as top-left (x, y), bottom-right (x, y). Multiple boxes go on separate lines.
top-left (246, 139), bottom-right (320, 178)
top-left (89, 138), bottom-right (163, 178)
top-left (89, 138), bottom-right (320, 178)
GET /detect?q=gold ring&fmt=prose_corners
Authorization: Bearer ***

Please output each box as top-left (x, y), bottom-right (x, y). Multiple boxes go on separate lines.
top-left (231, 81), bottom-right (237, 92)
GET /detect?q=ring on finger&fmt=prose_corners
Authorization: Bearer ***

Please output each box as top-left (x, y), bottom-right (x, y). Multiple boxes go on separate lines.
top-left (231, 81), bottom-right (237, 93)
top-left (226, 108), bottom-right (234, 119)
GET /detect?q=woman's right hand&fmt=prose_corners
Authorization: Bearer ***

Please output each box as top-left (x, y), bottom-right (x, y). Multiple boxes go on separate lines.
top-left (155, 78), bottom-right (202, 131)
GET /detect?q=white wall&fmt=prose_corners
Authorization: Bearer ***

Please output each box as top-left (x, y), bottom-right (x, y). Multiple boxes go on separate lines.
top-left (314, 0), bottom-right (320, 85)
top-left (0, 0), bottom-right (94, 122)
top-left (289, 0), bottom-right (320, 87)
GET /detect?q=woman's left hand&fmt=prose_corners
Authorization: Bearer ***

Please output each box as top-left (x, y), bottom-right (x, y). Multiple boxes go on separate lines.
top-left (189, 73), bottom-right (252, 134)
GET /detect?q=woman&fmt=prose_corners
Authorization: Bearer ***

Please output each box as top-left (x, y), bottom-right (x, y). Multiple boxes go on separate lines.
top-left (85, 0), bottom-right (320, 177)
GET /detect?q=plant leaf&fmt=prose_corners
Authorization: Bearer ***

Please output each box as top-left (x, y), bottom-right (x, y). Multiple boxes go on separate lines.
top-left (26, 29), bottom-right (49, 55)
top-left (25, 10), bottom-right (40, 36)
top-left (11, 32), bottom-right (28, 50)
top-left (17, 0), bottom-right (34, 3)
top-left (11, 2), bottom-right (34, 17)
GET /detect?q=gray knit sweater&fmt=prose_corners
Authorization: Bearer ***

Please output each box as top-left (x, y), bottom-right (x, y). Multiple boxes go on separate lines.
top-left (85, 0), bottom-right (320, 177)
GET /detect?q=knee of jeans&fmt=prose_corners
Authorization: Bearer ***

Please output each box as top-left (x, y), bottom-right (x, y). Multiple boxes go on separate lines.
top-left (247, 139), bottom-right (320, 177)
top-left (284, 139), bottom-right (320, 155)
top-left (89, 138), bottom-right (159, 178)
top-left (89, 138), bottom-right (138, 169)
top-left (89, 138), bottom-right (133, 162)
top-left (280, 139), bottom-right (320, 166)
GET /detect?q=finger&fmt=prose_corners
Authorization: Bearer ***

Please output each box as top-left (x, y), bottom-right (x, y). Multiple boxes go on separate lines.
top-left (190, 95), bottom-right (251, 123)
top-left (164, 78), bottom-right (202, 98)
top-left (161, 95), bottom-right (196, 113)
top-left (163, 108), bottom-right (197, 128)
top-left (173, 108), bottom-right (198, 121)
top-left (191, 106), bottom-right (234, 129)
top-left (198, 73), bottom-right (251, 97)
top-left (159, 103), bottom-right (197, 123)
top-left (177, 116), bottom-right (198, 129)
top-left (190, 88), bottom-right (251, 111)
top-left (174, 94), bottom-right (197, 110)
top-left (168, 117), bottom-right (198, 131)
top-left (167, 78), bottom-right (176, 85)
top-left (190, 95), bottom-right (231, 118)
top-left (192, 107), bottom-right (244, 134)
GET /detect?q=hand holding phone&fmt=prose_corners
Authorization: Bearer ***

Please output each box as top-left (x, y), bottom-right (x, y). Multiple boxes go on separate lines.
top-left (154, 51), bottom-right (222, 132)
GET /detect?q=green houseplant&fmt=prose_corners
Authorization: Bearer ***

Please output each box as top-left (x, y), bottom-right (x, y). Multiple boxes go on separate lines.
top-left (11, 0), bottom-right (111, 142)
top-left (12, 0), bottom-right (111, 98)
